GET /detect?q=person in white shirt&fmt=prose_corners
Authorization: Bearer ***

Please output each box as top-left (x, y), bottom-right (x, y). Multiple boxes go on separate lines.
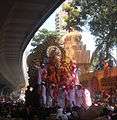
top-left (67, 85), bottom-right (76, 107)
top-left (75, 84), bottom-right (84, 108)
top-left (56, 108), bottom-right (68, 120)
top-left (34, 62), bottom-right (47, 85)
top-left (41, 81), bottom-right (46, 106)
top-left (83, 88), bottom-right (92, 109)
top-left (58, 86), bottom-right (66, 108)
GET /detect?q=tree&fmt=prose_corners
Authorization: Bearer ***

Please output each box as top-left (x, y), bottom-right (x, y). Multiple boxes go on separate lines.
top-left (29, 28), bottom-right (65, 64)
top-left (63, 0), bottom-right (117, 67)
top-left (31, 28), bottom-right (60, 48)
top-left (63, 0), bottom-right (85, 31)
top-left (80, 0), bottom-right (117, 61)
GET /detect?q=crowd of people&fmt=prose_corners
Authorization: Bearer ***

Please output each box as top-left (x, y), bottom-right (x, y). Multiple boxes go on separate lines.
top-left (26, 58), bottom-right (93, 109)
top-left (0, 53), bottom-right (116, 119)
top-left (26, 83), bottom-right (92, 109)
top-left (23, 55), bottom-right (117, 119)
top-left (0, 93), bottom-right (117, 120)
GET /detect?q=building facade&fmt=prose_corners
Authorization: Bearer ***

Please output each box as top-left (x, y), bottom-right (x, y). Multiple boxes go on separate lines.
top-left (55, 9), bottom-right (67, 34)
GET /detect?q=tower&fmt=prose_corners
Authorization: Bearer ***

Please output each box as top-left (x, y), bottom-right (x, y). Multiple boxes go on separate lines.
top-left (55, 9), bottom-right (66, 34)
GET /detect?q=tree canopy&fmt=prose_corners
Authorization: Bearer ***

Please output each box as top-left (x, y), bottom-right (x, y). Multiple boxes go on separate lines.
top-left (63, 0), bottom-right (117, 67)
top-left (63, 0), bottom-right (84, 31)
top-left (80, 0), bottom-right (117, 58)
top-left (28, 29), bottom-right (65, 65)
top-left (31, 29), bottom-right (60, 48)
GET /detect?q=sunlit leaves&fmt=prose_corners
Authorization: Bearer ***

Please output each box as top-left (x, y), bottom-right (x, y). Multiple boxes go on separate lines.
top-left (62, 0), bottom-right (83, 31)
top-left (80, 0), bottom-right (117, 64)
top-left (29, 29), bottom-right (65, 64)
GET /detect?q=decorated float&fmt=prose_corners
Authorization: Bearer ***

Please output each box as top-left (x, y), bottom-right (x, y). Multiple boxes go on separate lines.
top-left (26, 31), bottom-right (91, 108)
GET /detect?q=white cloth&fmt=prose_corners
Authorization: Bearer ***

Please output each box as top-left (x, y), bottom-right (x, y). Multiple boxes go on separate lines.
top-left (84, 89), bottom-right (92, 109)
top-left (41, 85), bottom-right (46, 105)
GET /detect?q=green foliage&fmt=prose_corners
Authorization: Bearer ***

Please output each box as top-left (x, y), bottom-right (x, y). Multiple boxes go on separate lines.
top-left (31, 29), bottom-right (60, 47)
top-left (63, 0), bottom-right (116, 66)
top-left (29, 29), bottom-right (65, 64)
top-left (80, 0), bottom-right (117, 61)
top-left (63, 0), bottom-right (83, 31)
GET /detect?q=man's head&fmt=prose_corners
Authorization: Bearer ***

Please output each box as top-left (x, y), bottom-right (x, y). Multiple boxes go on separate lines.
top-left (76, 84), bottom-right (82, 90)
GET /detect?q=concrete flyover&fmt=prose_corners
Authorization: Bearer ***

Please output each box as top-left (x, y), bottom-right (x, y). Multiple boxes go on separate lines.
top-left (0, 0), bottom-right (64, 93)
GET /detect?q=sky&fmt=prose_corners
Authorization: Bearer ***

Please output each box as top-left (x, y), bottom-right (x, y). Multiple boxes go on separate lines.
top-left (40, 8), bottom-right (96, 55)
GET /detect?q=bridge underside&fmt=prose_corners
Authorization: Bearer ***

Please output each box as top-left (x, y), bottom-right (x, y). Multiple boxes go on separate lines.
top-left (0, 0), bottom-right (64, 93)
